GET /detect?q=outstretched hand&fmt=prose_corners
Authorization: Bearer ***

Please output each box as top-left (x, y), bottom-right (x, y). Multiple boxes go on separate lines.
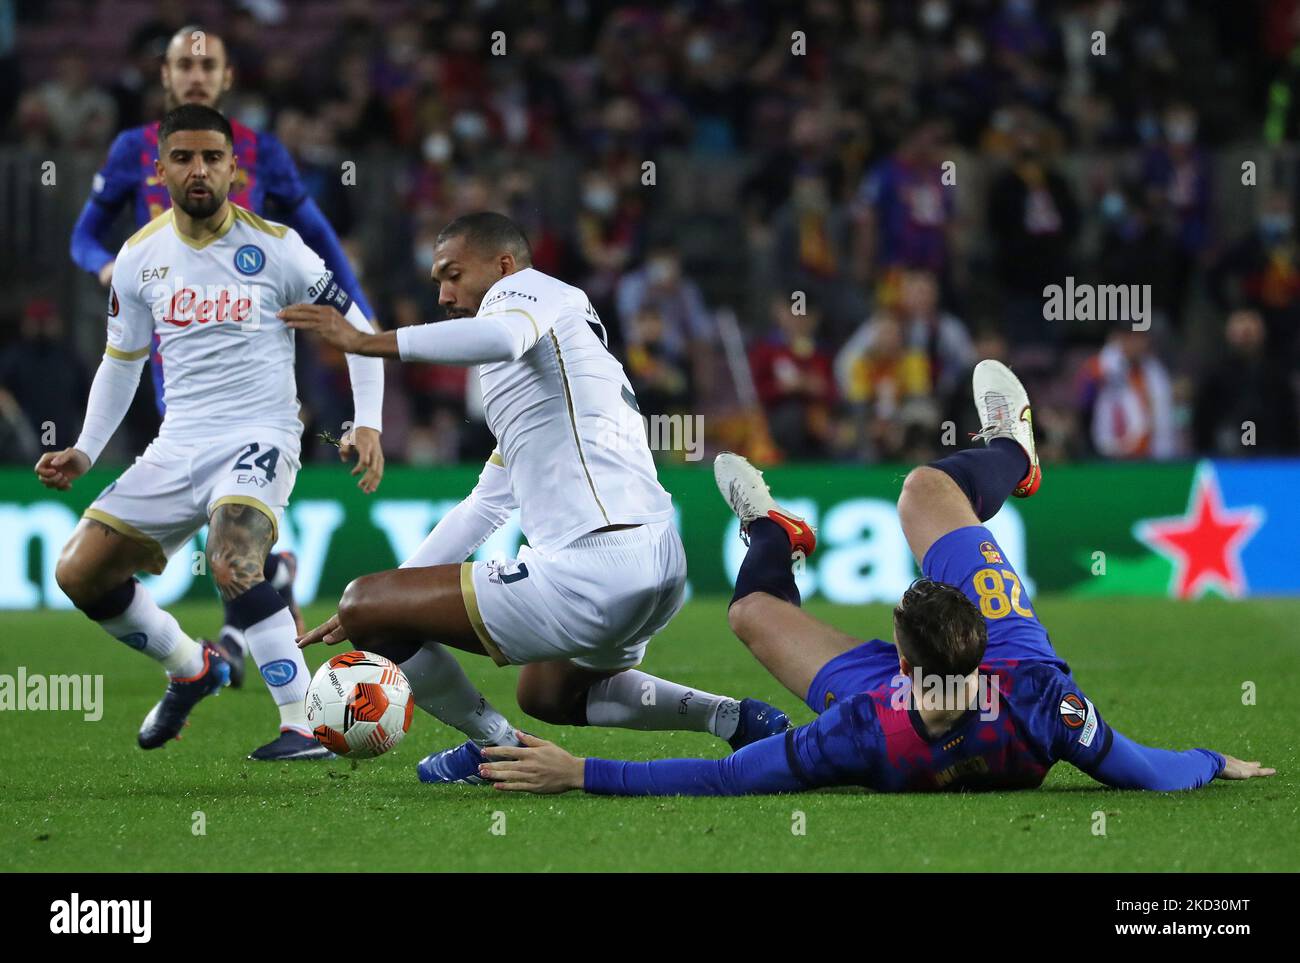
top-left (278, 304), bottom-right (363, 353)
top-left (297, 612), bottom-right (349, 649)
top-left (479, 732), bottom-right (586, 794)
top-left (1218, 754), bottom-right (1275, 780)
top-left (339, 426), bottom-right (384, 493)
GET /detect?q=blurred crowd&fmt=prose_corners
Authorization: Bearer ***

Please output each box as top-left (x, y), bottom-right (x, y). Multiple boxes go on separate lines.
top-left (3, 0), bottom-right (1300, 466)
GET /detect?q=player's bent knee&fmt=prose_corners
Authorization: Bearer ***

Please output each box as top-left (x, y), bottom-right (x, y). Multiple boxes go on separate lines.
top-left (54, 556), bottom-right (92, 607)
top-left (727, 593), bottom-right (765, 645)
top-left (337, 576), bottom-right (377, 636)
top-left (899, 466), bottom-right (950, 514)
top-left (55, 546), bottom-right (104, 609)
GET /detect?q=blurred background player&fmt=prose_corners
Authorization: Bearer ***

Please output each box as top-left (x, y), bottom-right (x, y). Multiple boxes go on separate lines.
top-left (287, 212), bottom-right (790, 782)
top-left (475, 364), bottom-right (1273, 795)
top-left (67, 24), bottom-right (376, 674)
top-left (6, 2), bottom-right (1299, 472)
top-left (38, 105), bottom-right (384, 760)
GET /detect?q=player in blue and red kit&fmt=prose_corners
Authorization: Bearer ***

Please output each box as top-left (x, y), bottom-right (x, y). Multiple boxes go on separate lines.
top-left (68, 26), bottom-right (376, 758)
top-left (478, 361), bottom-right (1275, 795)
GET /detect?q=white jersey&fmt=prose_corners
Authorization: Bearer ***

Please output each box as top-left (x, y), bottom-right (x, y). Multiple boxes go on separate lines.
top-left (475, 268), bottom-right (674, 554)
top-left (105, 204), bottom-right (382, 444)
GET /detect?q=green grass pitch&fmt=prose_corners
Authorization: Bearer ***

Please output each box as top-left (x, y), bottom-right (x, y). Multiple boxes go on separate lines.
top-left (2, 596), bottom-right (1297, 872)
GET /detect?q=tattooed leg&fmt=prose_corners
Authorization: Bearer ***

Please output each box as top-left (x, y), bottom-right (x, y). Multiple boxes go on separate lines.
top-left (207, 503), bottom-right (277, 601)
top-left (207, 503), bottom-right (313, 735)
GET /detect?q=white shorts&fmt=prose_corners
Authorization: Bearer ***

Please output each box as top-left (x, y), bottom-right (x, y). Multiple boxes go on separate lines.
top-left (84, 426), bottom-right (302, 572)
top-left (460, 519), bottom-right (687, 671)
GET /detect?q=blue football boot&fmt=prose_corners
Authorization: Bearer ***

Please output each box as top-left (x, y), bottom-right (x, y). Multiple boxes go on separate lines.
top-left (417, 739), bottom-right (489, 785)
top-left (212, 631), bottom-right (246, 689)
top-left (728, 698), bottom-right (792, 751)
top-left (137, 642), bottom-right (231, 749)
top-left (248, 728), bottom-right (335, 761)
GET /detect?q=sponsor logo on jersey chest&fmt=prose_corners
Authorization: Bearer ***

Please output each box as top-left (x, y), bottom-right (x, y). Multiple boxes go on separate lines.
top-left (157, 286), bottom-right (256, 326)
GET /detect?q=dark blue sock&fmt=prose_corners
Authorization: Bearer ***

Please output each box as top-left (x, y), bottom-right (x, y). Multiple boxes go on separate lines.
top-left (222, 554), bottom-right (286, 629)
top-left (225, 580), bottom-right (287, 630)
top-left (928, 438), bottom-right (1028, 522)
top-left (730, 518), bottom-right (801, 608)
top-left (81, 577), bottom-right (138, 621)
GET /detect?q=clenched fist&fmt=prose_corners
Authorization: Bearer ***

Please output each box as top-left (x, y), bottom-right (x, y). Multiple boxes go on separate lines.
top-left (35, 448), bottom-right (91, 491)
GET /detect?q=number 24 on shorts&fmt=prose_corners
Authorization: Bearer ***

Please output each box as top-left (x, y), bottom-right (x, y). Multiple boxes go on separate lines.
top-left (973, 567), bottom-right (1034, 620)
top-left (232, 443), bottom-right (281, 482)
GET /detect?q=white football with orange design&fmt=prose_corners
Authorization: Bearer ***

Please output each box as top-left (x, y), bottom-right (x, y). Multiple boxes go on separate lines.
top-left (305, 650), bottom-right (413, 758)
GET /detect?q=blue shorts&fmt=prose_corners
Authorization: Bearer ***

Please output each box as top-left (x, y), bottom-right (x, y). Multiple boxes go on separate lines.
top-left (805, 525), bottom-right (1067, 713)
top-left (805, 638), bottom-right (902, 713)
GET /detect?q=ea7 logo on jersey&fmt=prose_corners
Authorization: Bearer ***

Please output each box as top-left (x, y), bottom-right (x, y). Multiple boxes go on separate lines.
top-left (141, 266), bottom-right (169, 283)
top-left (1060, 692), bottom-right (1099, 747)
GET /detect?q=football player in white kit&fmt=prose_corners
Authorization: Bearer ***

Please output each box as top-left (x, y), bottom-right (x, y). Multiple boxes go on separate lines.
top-left (285, 212), bottom-right (792, 783)
top-left (35, 105), bottom-right (385, 760)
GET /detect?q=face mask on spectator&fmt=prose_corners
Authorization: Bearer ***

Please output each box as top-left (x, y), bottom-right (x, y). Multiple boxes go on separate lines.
top-left (240, 101), bottom-right (269, 133)
top-left (1101, 191), bottom-right (1127, 222)
top-left (1259, 213), bottom-right (1292, 242)
top-left (687, 35), bottom-right (713, 64)
top-left (422, 132), bottom-right (452, 164)
top-left (648, 257), bottom-right (678, 285)
top-left (583, 184), bottom-right (617, 215)
top-left (957, 36), bottom-right (984, 66)
top-left (1165, 118), bottom-right (1196, 145)
top-left (452, 111), bottom-right (488, 142)
top-left (921, 0), bottom-right (950, 31)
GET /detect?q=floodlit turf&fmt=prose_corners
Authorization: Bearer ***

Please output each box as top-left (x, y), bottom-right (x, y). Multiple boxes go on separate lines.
top-left (1, 597), bottom-right (1297, 872)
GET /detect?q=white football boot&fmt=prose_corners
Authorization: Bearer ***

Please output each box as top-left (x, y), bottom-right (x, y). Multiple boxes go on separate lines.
top-left (971, 359), bottom-right (1041, 498)
top-left (713, 452), bottom-right (817, 560)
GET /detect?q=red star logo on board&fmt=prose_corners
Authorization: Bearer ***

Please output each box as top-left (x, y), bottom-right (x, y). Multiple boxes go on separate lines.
top-left (1133, 463), bottom-right (1265, 600)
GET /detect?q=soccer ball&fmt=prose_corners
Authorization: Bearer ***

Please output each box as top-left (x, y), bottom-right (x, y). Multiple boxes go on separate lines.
top-left (305, 651), bottom-right (413, 758)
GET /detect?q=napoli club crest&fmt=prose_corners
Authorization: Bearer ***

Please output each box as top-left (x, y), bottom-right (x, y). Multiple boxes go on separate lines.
top-left (260, 659), bottom-right (298, 687)
top-left (234, 244), bottom-right (265, 276)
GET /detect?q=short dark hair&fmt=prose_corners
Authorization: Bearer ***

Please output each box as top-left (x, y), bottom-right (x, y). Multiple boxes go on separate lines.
top-left (436, 211), bottom-right (532, 266)
top-left (892, 577), bottom-right (987, 678)
top-left (159, 104), bottom-right (233, 147)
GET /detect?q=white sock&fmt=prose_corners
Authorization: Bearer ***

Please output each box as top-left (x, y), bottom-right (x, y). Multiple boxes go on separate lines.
top-left (400, 643), bottom-right (517, 746)
top-left (97, 583), bottom-right (205, 678)
top-left (585, 670), bottom-right (740, 740)
top-left (242, 607), bottom-right (310, 735)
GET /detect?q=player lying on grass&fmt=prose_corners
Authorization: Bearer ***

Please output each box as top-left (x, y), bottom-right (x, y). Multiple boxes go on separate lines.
top-left (475, 362), bottom-right (1275, 795)
top-left (287, 212), bottom-right (790, 782)
top-left (36, 105), bottom-right (384, 761)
